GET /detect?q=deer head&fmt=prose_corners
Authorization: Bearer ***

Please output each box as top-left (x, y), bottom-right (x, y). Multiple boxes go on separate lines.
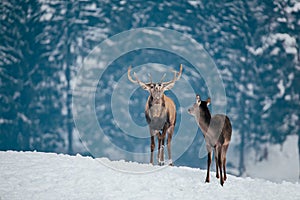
top-left (128, 65), bottom-right (182, 103)
top-left (188, 94), bottom-right (211, 116)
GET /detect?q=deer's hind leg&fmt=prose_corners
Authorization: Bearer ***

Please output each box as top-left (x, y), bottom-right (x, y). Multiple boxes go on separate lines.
top-left (222, 144), bottom-right (229, 181)
top-left (166, 125), bottom-right (174, 166)
top-left (217, 145), bottom-right (224, 186)
top-left (215, 153), bottom-right (219, 179)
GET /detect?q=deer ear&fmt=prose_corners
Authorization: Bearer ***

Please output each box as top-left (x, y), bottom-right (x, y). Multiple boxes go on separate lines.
top-left (139, 83), bottom-right (150, 90)
top-left (197, 101), bottom-right (201, 106)
top-left (163, 82), bottom-right (175, 91)
top-left (206, 98), bottom-right (211, 106)
top-left (196, 94), bottom-right (201, 105)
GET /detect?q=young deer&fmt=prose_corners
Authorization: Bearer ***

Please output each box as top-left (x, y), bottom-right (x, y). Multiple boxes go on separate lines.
top-left (128, 65), bottom-right (182, 166)
top-left (188, 95), bottom-right (232, 186)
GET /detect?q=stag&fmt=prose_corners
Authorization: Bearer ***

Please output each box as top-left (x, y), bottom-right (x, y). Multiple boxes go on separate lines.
top-left (188, 95), bottom-right (232, 186)
top-left (128, 65), bottom-right (182, 166)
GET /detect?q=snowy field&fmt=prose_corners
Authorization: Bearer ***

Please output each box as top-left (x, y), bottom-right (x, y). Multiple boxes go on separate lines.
top-left (0, 151), bottom-right (299, 200)
top-left (245, 135), bottom-right (299, 183)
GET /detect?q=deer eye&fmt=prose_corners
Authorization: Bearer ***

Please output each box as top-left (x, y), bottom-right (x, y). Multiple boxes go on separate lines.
top-left (158, 84), bottom-right (161, 87)
top-left (150, 84), bottom-right (154, 88)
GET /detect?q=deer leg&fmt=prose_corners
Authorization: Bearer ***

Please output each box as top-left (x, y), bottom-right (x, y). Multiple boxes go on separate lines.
top-left (206, 151), bottom-right (212, 183)
top-left (215, 153), bottom-right (219, 179)
top-left (157, 136), bottom-right (161, 163)
top-left (150, 135), bottom-right (155, 165)
top-left (222, 144), bottom-right (229, 181)
top-left (158, 134), bottom-right (165, 166)
top-left (217, 146), bottom-right (224, 186)
top-left (159, 126), bottom-right (168, 165)
top-left (167, 125), bottom-right (174, 166)
top-left (159, 138), bottom-right (165, 166)
top-left (223, 157), bottom-right (227, 181)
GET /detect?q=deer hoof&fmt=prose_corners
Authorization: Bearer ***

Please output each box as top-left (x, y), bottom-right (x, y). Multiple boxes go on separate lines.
top-left (158, 161), bottom-right (165, 166)
top-left (220, 180), bottom-right (224, 186)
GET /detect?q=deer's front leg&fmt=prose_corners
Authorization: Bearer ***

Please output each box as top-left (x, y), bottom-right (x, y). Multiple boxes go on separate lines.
top-left (205, 145), bottom-right (212, 183)
top-left (150, 136), bottom-right (155, 164)
top-left (161, 138), bottom-right (165, 165)
top-left (157, 136), bottom-right (162, 165)
top-left (206, 151), bottom-right (212, 183)
top-left (215, 154), bottom-right (219, 179)
top-left (158, 126), bottom-right (167, 166)
top-left (150, 129), bottom-right (155, 164)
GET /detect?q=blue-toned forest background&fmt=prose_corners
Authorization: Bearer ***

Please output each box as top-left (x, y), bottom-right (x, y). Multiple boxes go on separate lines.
top-left (1, 0), bottom-right (299, 180)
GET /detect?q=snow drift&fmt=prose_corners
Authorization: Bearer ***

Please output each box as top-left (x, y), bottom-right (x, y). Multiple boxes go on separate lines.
top-left (0, 151), bottom-right (299, 200)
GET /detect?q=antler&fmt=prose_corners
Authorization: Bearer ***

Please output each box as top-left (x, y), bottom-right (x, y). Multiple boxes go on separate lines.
top-left (128, 65), bottom-right (182, 87)
top-left (148, 73), bottom-right (152, 83)
top-left (128, 66), bottom-right (138, 83)
top-left (128, 66), bottom-right (147, 86)
top-left (159, 73), bottom-right (166, 83)
top-left (128, 66), bottom-right (136, 83)
top-left (162, 64), bottom-right (183, 85)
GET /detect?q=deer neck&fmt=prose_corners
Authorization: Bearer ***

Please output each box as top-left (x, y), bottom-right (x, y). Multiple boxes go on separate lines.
top-left (197, 110), bottom-right (211, 136)
top-left (148, 95), bottom-right (166, 118)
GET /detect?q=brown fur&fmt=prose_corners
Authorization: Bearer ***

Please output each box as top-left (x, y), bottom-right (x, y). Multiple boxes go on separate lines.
top-left (128, 65), bottom-right (182, 165)
top-left (145, 94), bottom-right (176, 165)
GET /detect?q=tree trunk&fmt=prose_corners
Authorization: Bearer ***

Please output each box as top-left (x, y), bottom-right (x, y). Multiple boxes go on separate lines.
top-left (66, 55), bottom-right (73, 155)
top-left (298, 130), bottom-right (300, 180)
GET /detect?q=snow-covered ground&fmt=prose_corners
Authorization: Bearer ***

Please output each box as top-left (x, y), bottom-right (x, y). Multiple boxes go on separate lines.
top-left (0, 151), bottom-right (299, 200)
top-left (246, 135), bottom-right (299, 183)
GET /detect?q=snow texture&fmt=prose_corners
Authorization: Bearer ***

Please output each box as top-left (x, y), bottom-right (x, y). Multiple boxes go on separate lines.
top-left (0, 151), bottom-right (299, 200)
